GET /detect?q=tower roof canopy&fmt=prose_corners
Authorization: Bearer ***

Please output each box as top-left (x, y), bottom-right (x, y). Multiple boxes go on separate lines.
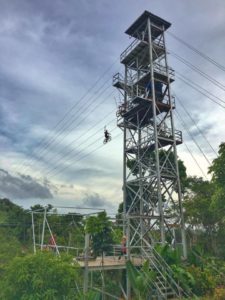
top-left (125, 10), bottom-right (171, 38)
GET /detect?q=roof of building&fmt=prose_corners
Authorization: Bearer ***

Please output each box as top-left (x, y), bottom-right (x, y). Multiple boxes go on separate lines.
top-left (125, 10), bottom-right (171, 37)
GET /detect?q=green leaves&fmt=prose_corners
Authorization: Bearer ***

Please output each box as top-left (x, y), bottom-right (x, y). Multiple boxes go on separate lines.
top-left (0, 252), bottom-right (80, 299)
top-left (126, 260), bottom-right (156, 300)
top-left (85, 211), bottom-right (114, 256)
top-left (209, 142), bottom-right (225, 187)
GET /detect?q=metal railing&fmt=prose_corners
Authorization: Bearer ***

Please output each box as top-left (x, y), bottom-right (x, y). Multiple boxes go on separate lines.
top-left (131, 63), bottom-right (175, 84)
top-left (137, 243), bottom-right (197, 299)
top-left (126, 128), bottom-right (182, 150)
top-left (120, 38), bottom-right (164, 63)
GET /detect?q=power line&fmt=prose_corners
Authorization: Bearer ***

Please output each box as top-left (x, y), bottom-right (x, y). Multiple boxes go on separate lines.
top-left (168, 31), bottom-right (225, 72)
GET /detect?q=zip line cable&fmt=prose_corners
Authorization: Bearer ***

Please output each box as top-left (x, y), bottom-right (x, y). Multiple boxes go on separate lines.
top-left (16, 59), bottom-right (119, 173)
top-left (175, 118), bottom-right (208, 179)
top-left (47, 130), bottom-right (122, 180)
top-left (33, 114), bottom-right (117, 178)
top-left (175, 110), bottom-right (211, 166)
top-left (21, 86), bottom-right (116, 175)
top-left (183, 141), bottom-right (208, 180)
top-left (170, 51), bottom-right (225, 91)
top-left (23, 62), bottom-right (223, 175)
top-left (176, 74), bottom-right (225, 109)
top-left (46, 126), bottom-right (118, 178)
top-left (176, 72), bottom-right (225, 105)
top-left (11, 41), bottom-right (224, 180)
top-left (34, 59), bottom-right (118, 149)
top-left (21, 84), bottom-right (117, 174)
top-left (175, 94), bottom-right (217, 156)
top-left (21, 82), bottom-right (113, 173)
top-left (32, 80), bottom-right (112, 156)
top-left (167, 31), bottom-right (225, 72)
top-left (37, 95), bottom-right (160, 178)
top-left (38, 107), bottom-right (116, 174)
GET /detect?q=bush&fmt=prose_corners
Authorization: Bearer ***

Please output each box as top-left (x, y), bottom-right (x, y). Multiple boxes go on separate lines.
top-left (0, 252), bottom-right (80, 300)
top-left (213, 287), bottom-right (225, 300)
top-left (187, 265), bottom-right (216, 296)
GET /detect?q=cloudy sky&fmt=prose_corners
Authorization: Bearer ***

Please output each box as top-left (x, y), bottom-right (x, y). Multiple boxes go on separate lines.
top-left (0, 0), bottom-right (224, 213)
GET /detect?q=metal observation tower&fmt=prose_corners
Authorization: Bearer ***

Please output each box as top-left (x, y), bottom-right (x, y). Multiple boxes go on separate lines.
top-left (113, 11), bottom-right (187, 259)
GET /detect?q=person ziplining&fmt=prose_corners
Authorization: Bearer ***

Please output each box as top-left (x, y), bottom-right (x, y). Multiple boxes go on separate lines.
top-left (103, 127), bottom-right (112, 144)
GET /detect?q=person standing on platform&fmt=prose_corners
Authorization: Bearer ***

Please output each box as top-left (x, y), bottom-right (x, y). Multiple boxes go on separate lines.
top-left (155, 81), bottom-right (163, 101)
top-left (49, 234), bottom-right (57, 252)
top-left (118, 236), bottom-right (127, 260)
top-left (145, 81), bottom-right (152, 98)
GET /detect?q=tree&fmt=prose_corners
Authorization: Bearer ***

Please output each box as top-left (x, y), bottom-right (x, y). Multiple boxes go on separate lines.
top-left (0, 198), bottom-right (31, 243)
top-left (183, 142), bottom-right (225, 257)
top-left (85, 211), bottom-right (114, 256)
top-left (208, 142), bottom-right (225, 257)
top-left (184, 177), bottom-right (216, 229)
top-left (208, 142), bottom-right (225, 222)
top-left (0, 252), bottom-right (80, 300)
top-left (209, 142), bottom-right (225, 187)
top-left (183, 177), bottom-right (218, 254)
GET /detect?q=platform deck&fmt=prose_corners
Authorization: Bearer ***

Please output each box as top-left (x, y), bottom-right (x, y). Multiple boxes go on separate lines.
top-left (76, 256), bottom-right (143, 271)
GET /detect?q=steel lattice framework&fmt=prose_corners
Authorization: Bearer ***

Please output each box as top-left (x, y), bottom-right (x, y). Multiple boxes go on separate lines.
top-left (113, 11), bottom-right (187, 260)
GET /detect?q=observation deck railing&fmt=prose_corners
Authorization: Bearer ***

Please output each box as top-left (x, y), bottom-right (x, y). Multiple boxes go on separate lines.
top-left (120, 38), bottom-right (165, 63)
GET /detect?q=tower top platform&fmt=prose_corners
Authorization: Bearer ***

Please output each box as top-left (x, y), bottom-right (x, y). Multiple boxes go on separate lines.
top-left (125, 10), bottom-right (171, 38)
